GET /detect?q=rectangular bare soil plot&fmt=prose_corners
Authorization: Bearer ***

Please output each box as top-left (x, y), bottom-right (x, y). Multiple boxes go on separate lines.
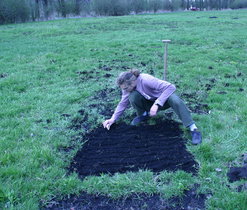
top-left (70, 120), bottom-right (198, 177)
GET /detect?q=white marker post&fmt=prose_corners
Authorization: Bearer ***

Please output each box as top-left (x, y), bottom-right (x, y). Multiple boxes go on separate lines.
top-left (162, 40), bottom-right (171, 81)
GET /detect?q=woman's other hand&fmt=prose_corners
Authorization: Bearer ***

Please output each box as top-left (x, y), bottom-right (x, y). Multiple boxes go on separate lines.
top-left (149, 104), bottom-right (159, 117)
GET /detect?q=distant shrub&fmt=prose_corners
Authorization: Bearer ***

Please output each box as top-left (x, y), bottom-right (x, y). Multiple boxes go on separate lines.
top-left (29, 0), bottom-right (39, 21)
top-left (81, 0), bottom-right (92, 14)
top-left (77, 0), bottom-right (92, 15)
top-left (148, 0), bottom-right (163, 12)
top-left (29, 0), bottom-right (56, 21)
top-left (1, 0), bottom-right (247, 25)
top-left (130, 0), bottom-right (148, 14)
top-left (0, 0), bottom-right (30, 24)
top-left (65, 0), bottom-right (78, 15)
top-left (230, 0), bottom-right (247, 9)
top-left (56, 0), bottom-right (83, 17)
top-left (170, 0), bottom-right (182, 11)
top-left (92, 0), bottom-right (131, 16)
top-left (92, 0), bottom-right (109, 16)
top-left (74, 0), bottom-right (81, 15)
top-left (163, 0), bottom-right (172, 10)
top-left (56, 0), bottom-right (90, 17)
top-left (56, 0), bottom-right (67, 17)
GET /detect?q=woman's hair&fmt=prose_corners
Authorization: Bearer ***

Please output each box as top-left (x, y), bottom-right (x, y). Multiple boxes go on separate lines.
top-left (116, 69), bottom-right (140, 86)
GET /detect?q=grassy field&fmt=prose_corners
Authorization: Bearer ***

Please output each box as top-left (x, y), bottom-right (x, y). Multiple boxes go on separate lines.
top-left (0, 9), bottom-right (247, 209)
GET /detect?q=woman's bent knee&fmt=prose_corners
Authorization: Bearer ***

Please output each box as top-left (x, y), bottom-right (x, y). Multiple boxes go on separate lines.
top-left (129, 90), bottom-right (143, 104)
top-left (168, 94), bottom-right (183, 107)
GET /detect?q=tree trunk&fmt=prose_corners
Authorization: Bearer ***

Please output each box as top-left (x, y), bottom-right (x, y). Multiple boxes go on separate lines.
top-left (35, 0), bottom-right (40, 19)
top-left (200, 0), bottom-right (204, 10)
top-left (58, 0), bottom-right (66, 17)
top-left (186, 0), bottom-right (190, 10)
top-left (42, 0), bottom-right (49, 18)
top-left (75, 0), bottom-right (81, 15)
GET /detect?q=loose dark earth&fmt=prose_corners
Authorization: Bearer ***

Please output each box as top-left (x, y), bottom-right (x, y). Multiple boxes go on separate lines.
top-left (227, 166), bottom-right (247, 183)
top-left (44, 119), bottom-right (206, 209)
top-left (69, 119), bottom-right (198, 177)
top-left (45, 186), bottom-right (207, 210)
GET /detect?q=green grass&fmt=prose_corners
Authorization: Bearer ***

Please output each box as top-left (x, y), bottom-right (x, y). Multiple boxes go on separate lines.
top-left (0, 10), bottom-right (247, 209)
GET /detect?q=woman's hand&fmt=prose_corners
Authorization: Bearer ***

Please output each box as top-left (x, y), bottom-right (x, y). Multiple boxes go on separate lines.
top-left (149, 104), bottom-right (159, 117)
top-left (103, 119), bottom-right (114, 130)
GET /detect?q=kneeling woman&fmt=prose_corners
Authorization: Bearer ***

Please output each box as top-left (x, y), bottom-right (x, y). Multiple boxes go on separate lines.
top-left (103, 69), bottom-right (202, 145)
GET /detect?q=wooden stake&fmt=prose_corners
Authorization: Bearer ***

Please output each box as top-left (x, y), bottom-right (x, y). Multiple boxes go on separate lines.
top-left (162, 40), bottom-right (171, 81)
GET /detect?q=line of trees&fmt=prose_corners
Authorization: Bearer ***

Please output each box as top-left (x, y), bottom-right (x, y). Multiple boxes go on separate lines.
top-left (0, 0), bottom-right (247, 24)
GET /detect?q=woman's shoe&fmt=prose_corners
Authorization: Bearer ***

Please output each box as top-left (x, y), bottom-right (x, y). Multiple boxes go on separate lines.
top-left (130, 111), bottom-right (149, 126)
top-left (191, 129), bottom-right (202, 145)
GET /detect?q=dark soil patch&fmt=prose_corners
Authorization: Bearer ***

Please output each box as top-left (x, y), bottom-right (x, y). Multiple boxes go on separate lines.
top-left (224, 72), bottom-right (244, 79)
top-left (88, 103), bottom-right (114, 118)
top-left (70, 110), bottom-right (90, 131)
top-left (44, 186), bottom-right (206, 210)
top-left (181, 93), bottom-right (210, 115)
top-left (239, 88), bottom-right (244, 92)
top-left (224, 73), bottom-right (235, 79)
top-left (48, 117), bottom-right (204, 210)
top-left (92, 87), bottom-right (117, 100)
top-left (141, 62), bottom-right (146, 66)
top-left (203, 72), bottom-right (245, 94)
top-left (69, 119), bottom-right (198, 177)
top-left (224, 83), bottom-right (230, 87)
top-left (103, 73), bottom-right (112, 78)
top-left (237, 183), bottom-right (247, 192)
top-left (61, 113), bottom-right (71, 118)
top-left (77, 70), bottom-right (99, 81)
top-left (227, 166), bottom-right (247, 183)
top-left (69, 88), bottom-right (119, 132)
top-left (99, 64), bottom-right (112, 71)
top-left (0, 73), bottom-right (7, 78)
top-left (236, 72), bottom-right (243, 77)
top-left (50, 87), bottom-right (208, 210)
top-left (217, 91), bottom-right (227, 94)
top-left (88, 88), bottom-right (118, 118)
top-left (190, 103), bottom-right (209, 115)
top-left (203, 78), bottom-right (217, 91)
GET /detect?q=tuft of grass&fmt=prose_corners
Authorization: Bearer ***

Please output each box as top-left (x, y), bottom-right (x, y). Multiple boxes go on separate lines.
top-left (0, 9), bottom-right (247, 209)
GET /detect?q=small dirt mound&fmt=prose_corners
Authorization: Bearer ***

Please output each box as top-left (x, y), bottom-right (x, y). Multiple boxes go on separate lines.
top-left (227, 166), bottom-right (247, 182)
top-left (69, 119), bottom-right (198, 177)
